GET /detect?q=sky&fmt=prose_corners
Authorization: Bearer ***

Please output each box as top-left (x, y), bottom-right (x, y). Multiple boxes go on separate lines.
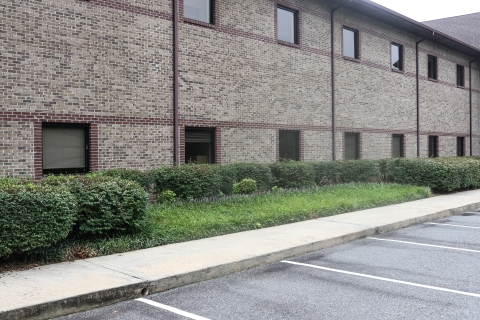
top-left (370, 0), bottom-right (480, 22)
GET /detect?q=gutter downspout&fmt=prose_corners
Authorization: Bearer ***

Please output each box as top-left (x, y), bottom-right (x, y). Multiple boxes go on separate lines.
top-left (331, 2), bottom-right (349, 161)
top-left (415, 32), bottom-right (433, 158)
top-left (469, 58), bottom-right (478, 156)
top-left (173, 0), bottom-right (179, 164)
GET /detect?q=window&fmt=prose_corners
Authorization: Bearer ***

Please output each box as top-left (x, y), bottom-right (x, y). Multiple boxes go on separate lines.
top-left (428, 135), bottom-right (438, 157)
top-left (277, 6), bottom-right (298, 44)
top-left (392, 134), bottom-right (404, 158)
top-left (345, 133), bottom-right (360, 160)
top-left (343, 27), bottom-right (359, 59)
top-left (391, 43), bottom-right (403, 71)
top-left (457, 137), bottom-right (465, 156)
top-left (428, 55), bottom-right (437, 80)
top-left (42, 124), bottom-right (89, 175)
top-left (184, 0), bottom-right (212, 24)
top-left (185, 128), bottom-right (215, 164)
top-left (457, 65), bottom-right (465, 87)
top-left (279, 130), bottom-right (300, 161)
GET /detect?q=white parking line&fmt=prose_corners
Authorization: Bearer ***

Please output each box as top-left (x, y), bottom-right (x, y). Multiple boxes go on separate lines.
top-left (424, 222), bottom-right (480, 229)
top-left (136, 298), bottom-right (211, 320)
top-left (281, 260), bottom-right (480, 298)
top-left (367, 237), bottom-right (480, 253)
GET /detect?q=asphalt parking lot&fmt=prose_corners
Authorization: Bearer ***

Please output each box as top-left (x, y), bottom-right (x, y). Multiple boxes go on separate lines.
top-left (57, 210), bottom-right (480, 320)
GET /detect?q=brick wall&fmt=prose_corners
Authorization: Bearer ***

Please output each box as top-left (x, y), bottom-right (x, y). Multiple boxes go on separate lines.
top-left (1, 0), bottom-right (479, 178)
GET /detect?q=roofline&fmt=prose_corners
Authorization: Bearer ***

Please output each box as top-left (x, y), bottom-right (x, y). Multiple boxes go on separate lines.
top-left (326, 0), bottom-right (480, 57)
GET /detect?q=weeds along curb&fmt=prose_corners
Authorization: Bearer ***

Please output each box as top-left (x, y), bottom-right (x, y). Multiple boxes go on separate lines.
top-left (3, 201), bottom-right (480, 320)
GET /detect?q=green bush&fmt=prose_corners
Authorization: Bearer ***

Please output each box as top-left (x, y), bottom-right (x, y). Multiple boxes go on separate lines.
top-left (42, 175), bottom-right (148, 235)
top-left (222, 163), bottom-right (276, 190)
top-left (157, 190), bottom-right (176, 203)
top-left (0, 178), bottom-right (76, 258)
top-left (385, 157), bottom-right (480, 191)
top-left (310, 160), bottom-right (381, 185)
top-left (232, 179), bottom-right (258, 194)
top-left (97, 168), bottom-right (152, 192)
top-left (151, 164), bottom-right (223, 199)
top-left (269, 160), bottom-right (315, 189)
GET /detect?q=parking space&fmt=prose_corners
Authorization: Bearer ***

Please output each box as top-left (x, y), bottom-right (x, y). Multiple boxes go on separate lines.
top-left (58, 211), bottom-right (480, 320)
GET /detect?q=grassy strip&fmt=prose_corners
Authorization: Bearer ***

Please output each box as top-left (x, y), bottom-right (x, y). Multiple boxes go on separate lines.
top-left (23, 183), bottom-right (430, 263)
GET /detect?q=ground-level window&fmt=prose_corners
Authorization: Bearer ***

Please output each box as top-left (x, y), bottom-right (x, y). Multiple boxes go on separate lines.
top-left (392, 134), bottom-right (404, 158)
top-left (185, 128), bottom-right (215, 164)
top-left (428, 135), bottom-right (438, 157)
top-left (457, 137), bottom-right (465, 156)
top-left (42, 124), bottom-right (89, 175)
top-left (345, 132), bottom-right (360, 160)
top-left (184, 0), bottom-right (213, 24)
top-left (279, 130), bottom-right (300, 161)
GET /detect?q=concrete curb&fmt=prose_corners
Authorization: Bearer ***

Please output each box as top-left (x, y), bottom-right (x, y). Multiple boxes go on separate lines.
top-left (2, 201), bottom-right (480, 320)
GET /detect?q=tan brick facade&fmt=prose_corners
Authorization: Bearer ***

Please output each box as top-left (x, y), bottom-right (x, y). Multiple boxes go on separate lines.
top-left (1, 0), bottom-right (479, 177)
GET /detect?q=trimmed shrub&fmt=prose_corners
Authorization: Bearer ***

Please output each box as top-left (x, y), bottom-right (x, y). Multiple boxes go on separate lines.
top-left (222, 163), bottom-right (276, 190)
top-left (151, 164), bottom-right (223, 199)
top-left (269, 160), bottom-right (315, 189)
top-left (0, 178), bottom-right (76, 258)
top-left (232, 179), bottom-right (257, 194)
top-left (310, 160), bottom-right (381, 185)
top-left (97, 168), bottom-right (152, 192)
top-left (385, 157), bottom-right (480, 191)
top-left (42, 175), bottom-right (148, 235)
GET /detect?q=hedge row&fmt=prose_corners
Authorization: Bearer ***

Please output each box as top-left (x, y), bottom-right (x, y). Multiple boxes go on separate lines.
top-left (99, 157), bottom-right (480, 200)
top-left (0, 175), bottom-right (148, 259)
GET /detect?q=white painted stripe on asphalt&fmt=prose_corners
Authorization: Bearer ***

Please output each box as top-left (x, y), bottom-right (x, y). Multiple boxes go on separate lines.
top-left (281, 260), bottom-right (480, 298)
top-left (424, 222), bottom-right (480, 229)
top-left (367, 237), bottom-right (480, 253)
top-left (136, 298), bottom-right (211, 320)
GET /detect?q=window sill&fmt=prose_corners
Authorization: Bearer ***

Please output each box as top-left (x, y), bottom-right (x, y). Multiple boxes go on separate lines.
top-left (391, 68), bottom-right (404, 74)
top-left (457, 85), bottom-right (465, 89)
top-left (343, 56), bottom-right (360, 63)
top-left (278, 40), bottom-right (300, 49)
top-left (183, 17), bottom-right (215, 29)
top-left (428, 78), bottom-right (438, 82)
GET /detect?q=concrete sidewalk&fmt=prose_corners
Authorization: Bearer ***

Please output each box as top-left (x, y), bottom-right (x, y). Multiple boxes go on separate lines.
top-left (2, 189), bottom-right (480, 320)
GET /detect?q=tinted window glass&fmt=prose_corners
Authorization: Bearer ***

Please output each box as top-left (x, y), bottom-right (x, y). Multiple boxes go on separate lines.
top-left (345, 133), bottom-right (359, 160)
top-left (392, 135), bottom-right (404, 158)
top-left (279, 131), bottom-right (299, 161)
top-left (457, 137), bottom-right (465, 156)
top-left (343, 28), bottom-right (358, 59)
top-left (428, 55), bottom-right (437, 80)
top-left (391, 44), bottom-right (403, 71)
top-left (277, 7), bottom-right (296, 43)
top-left (185, 128), bottom-right (215, 164)
top-left (184, 0), bottom-right (211, 23)
top-left (428, 136), bottom-right (438, 157)
top-left (457, 65), bottom-right (465, 87)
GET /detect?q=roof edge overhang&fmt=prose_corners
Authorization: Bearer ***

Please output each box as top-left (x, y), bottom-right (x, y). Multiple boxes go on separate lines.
top-left (327, 0), bottom-right (480, 58)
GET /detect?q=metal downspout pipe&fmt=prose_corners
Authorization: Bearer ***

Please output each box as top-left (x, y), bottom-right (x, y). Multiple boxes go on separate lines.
top-left (173, 0), bottom-right (179, 164)
top-left (469, 58), bottom-right (478, 156)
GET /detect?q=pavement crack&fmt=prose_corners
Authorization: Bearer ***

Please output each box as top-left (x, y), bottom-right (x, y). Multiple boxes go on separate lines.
top-left (82, 260), bottom-right (148, 281)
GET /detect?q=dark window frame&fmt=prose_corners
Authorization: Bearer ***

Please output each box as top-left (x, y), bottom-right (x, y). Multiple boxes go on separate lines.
top-left (183, 0), bottom-right (214, 25)
top-left (343, 26), bottom-right (359, 60)
top-left (428, 55), bottom-right (438, 80)
top-left (279, 130), bottom-right (300, 161)
top-left (391, 43), bottom-right (404, 72)
top-left (457, 137), bottom-right (465, 156)
top-left (184, 127), bottom-right (216, 164)
top-left (428, 135), bottom-right (438, 158)
top-left (345, 132), bottom-right (360, 160)
top-left (42, 123), bottom-right (90, 175)
top-left (457, 64), bottom-right (465, 88)
top-left (392, 134), bottom-right (404, 158)
top-left (277, 6), bottom-right (299, 45)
